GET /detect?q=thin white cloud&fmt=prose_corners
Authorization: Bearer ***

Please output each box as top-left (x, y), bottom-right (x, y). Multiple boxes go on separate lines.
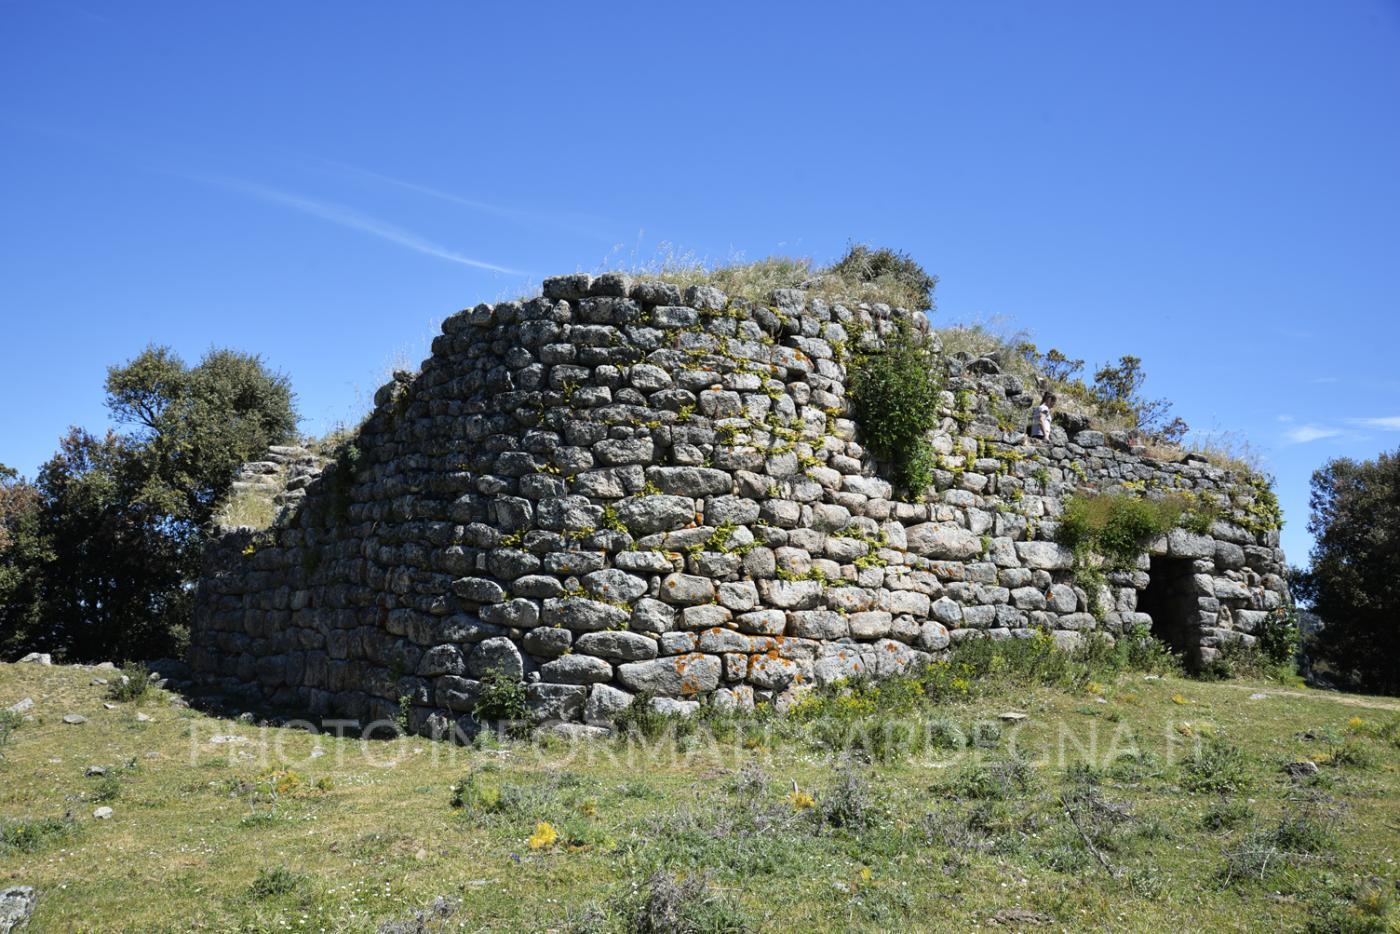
top-left (1350, 416), bottom-right (1400, 431)
top-left (201, 175), bottom-right (523, 275)
top-left (322, 160), bottom-right (617, 241)
top-left (1283, 424), bottom-right (1344, 444)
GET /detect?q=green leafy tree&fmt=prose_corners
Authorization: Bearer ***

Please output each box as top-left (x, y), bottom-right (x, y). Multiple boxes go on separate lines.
top-left (106, 346), bottom-right (298, 525)
top-left (0, 465), bottom-right (49, 658)
top-left (1294, 448), bottom-right (1400, 695)
top-left (0, 347), bottom-right (296, 662)
top-left (33, 429), bottom-right (192, 660)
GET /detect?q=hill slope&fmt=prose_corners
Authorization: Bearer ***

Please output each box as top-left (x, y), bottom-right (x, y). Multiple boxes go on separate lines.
top-left (1, 661), bottom-right (1396, 932)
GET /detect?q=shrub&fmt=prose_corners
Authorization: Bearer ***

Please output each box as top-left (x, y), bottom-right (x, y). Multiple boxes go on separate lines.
top-left (474, 671), bottom-right (530, 727)
top-left (106, 662), bottom-right (152, 703)
top-left (848, 320), bottom-right (941, 494)
top-left (90, 775), bottom-right (122, 803)
top-left (1327, 739), bottom-right (1377, 770)
top-left (449, 770), bottom-right (503, 812)
top-left (612, 693), bottom-right (679, 741)
top-left (1181, 738), bottom-right (1251, 794)
top-left (1257, 608), bottom-right (1301, 667)
top-left (0, 816), bottom-right (79, 855)
top-left (1202, 800), bottom-right (1254, 831)
top-left (622, 871), bottom-right (749, 934)
top-left (1057, 493), bottom-right (1184, 570)
top-left (826, 244), bottom-right (938, 312)
top-left (946, 756), bottom-right (1037, 801)
top-left (247, 865), bottom-right (306, 899)
top-left (1091, 355), bottom-right (1185, 442)
top-left (818, 763), bottom-right (875, 830)
top-left (1221, 811), bottom-right (1334, 884)
top-left (0, 708), bottom-right (22, 760)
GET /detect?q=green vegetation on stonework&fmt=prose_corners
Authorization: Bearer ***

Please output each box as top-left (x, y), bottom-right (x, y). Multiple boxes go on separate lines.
top-left (474, 670), bottom-right (530, 728)
top-left (610, 242), bottom-right (938, 312)
top-left (4, 655), bottom-right (1399, 930)
top-left (1055, 492), bottom-right (1185, 618)
top-left (1057, 493), bottom-right (1186, 570)
top-left (848, 319), bottom-right (942, 495)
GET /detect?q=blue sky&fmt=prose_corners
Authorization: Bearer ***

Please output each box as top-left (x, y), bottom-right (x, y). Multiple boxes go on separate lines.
top-left (2, 1), bottom-right (1398, 567)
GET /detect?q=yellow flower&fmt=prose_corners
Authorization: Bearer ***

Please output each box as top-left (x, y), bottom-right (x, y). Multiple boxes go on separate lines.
top-left (578, 800), bottom-right (598, 818)
top-left (527, 821), bottom-right (558, 850)
top-left (1346, 716), bottom-right (1365, 731)
top-left (787, 790), bottom-right (815, 810)
top-left (1085, 681), bottom-right (1103, 696)
top-left (1170, 694), bottom-right (1189, 705)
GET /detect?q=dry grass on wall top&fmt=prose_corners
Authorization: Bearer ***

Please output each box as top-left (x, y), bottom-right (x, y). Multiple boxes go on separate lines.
top-left (593, 243), bottom-right (938, 313)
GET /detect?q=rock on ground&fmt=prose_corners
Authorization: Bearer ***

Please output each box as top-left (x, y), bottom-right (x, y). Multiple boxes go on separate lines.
top-left (0, 886), bottom-right (35, 933)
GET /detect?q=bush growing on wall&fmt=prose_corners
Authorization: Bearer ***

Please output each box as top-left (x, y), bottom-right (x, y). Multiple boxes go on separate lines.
top-left (848, 321), bottom-right (942, 495)
top-left (827, 244), bottom-right (938, 312)
top-left (1057, 492), bottom-right (1184, 569)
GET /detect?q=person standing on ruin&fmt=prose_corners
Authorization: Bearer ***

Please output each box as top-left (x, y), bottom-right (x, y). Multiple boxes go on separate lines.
top-left (1028, 391), bottom-right (1056, 441)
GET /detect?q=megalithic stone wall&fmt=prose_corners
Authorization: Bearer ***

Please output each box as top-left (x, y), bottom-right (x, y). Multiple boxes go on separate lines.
top-left (190, 274), bottom-right (1290, 735)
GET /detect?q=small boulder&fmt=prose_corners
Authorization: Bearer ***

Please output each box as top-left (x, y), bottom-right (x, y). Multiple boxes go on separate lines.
top-left (62, 714), bottom-right (87, 725)
top-left (92, 807), bottom-right (113, 820)
top-left (1284, 760), bottom-right (1320, 780)
top-left (0, 886), bottom-right (37, 933)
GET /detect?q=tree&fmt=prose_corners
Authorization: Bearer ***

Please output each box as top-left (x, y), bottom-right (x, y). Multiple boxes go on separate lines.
top-left (106, 346), bottom-right (298, 526)
top-left (0, 465), bottom-right (48, 658)
top-left (0, 346), bottom-right (297, 662)
top-left (33, 429), bottom-right (191, 661)
top-left (1294, 448), bottom-right (1400, 695)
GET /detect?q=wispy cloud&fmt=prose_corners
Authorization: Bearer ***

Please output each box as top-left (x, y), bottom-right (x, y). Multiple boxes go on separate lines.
top-left (1349, 416), bottom-right (1400, 431)
top-left (1283, 424), bottom-right (1344, 444)
top-left (322, 160), bottom-right (618, 241)
top-left (200, 175), bottom-right (523, 275)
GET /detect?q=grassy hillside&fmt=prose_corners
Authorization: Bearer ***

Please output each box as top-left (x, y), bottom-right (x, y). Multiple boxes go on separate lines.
top-left (1, 655), bottom-right (1396, 933)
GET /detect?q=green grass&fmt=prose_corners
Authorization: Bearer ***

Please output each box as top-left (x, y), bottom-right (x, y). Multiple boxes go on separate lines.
top-left (0, 660), bottom-right (1396, 931)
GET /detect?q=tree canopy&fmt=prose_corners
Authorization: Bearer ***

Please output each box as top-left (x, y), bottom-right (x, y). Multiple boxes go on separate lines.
top-left (0, 346), bottom-right (296, 662)
top-left (1295, 447), bottom-right (1400, 695)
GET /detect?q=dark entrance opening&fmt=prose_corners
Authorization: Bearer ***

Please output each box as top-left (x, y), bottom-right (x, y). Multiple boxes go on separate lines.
top-left (1138, 556), bottom-right (1199, 656)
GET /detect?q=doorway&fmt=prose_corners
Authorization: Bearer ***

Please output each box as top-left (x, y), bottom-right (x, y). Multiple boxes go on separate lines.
top-left (1138, 556), bottom-right (1199, 657)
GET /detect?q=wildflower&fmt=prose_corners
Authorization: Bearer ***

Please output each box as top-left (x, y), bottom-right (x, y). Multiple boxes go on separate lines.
top-left (1085, 681), bottom-right (1103, 696)
top-left (1170, 694), bottom-right (1189, 705)
top-left (1346, 716), bottom-right (1365, 731)
top-left (527, 821), bottom-right (558, 850)
top-left (787, 789), bottom-right (816, 810)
